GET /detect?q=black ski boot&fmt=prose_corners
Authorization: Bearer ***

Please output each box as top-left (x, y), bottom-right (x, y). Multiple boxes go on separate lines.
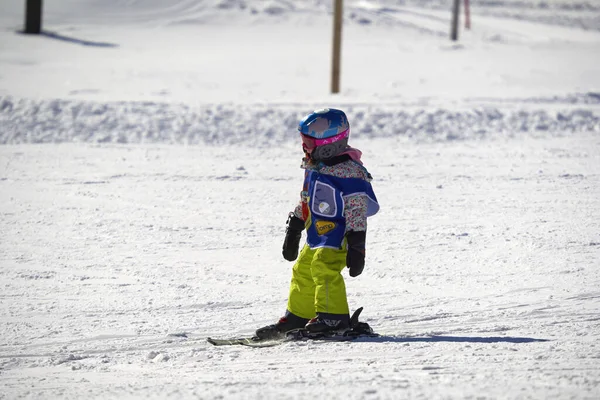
top-left (304, 312), bottom-right (350, 334)
top-left (255, 311), bottom-right (309, 340)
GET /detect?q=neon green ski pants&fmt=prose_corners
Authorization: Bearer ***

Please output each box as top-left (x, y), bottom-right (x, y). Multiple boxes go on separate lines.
top-left (286, 244), bottom-right (349, 319)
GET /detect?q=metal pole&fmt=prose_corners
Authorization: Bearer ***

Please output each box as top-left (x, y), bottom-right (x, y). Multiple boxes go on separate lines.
top-left (331, 0), bottom-right (343, 94)
top-left (450, 0), bottom-right (460, 41)
top-left (24, 0), bottom-right (43, 34)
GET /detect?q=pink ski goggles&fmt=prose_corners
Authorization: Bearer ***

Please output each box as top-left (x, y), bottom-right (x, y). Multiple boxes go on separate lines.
top-left (301, 129), bottom-right (349, 153)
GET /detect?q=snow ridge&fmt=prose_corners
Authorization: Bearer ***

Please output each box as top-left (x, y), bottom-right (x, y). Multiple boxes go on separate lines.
top-left (1, 96), bottom-right (599, 145)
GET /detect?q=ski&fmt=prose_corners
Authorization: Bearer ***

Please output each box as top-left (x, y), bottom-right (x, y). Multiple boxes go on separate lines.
top-left (206, 330), bottom-right (379, 347)
top-left (286, 327), bottom-right (380, 342)
top-left (206, 336), bottom-right (290, 348)
top-left (207, 307), bottom-right (378, 347)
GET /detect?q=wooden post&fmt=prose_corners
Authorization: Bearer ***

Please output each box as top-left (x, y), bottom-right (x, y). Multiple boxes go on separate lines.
top-left (450, 0), bottom-right (460, 41)
top-left (464, 0), bottom-right (471, 30)
top-left (24, 0), bottom-right (43, 34)
top-left (331, 0), bottom-right (343, 94)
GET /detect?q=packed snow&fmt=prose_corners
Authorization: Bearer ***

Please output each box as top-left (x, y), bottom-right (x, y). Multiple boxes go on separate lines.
top-left (1, 1), bottom-right (599, 399)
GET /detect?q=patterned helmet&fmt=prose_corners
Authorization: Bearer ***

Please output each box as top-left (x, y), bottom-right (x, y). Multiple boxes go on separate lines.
top-left (298, 108), bottom-right (350, 161)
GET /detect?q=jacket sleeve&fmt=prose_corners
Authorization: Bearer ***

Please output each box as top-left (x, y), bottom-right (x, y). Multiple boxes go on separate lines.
top-left (293, 200), bottom-right (304, 220)
top-left (344, 194), bottom-right (368, 232)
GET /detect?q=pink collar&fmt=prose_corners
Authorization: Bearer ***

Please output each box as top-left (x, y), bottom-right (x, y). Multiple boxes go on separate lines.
top-left (340, 147), bottom-right (363, 165)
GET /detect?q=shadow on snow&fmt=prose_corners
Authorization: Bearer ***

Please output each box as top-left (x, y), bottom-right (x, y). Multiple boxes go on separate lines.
top-left (18, 30), bottom-right (118, 48)
top-left (363, 335), bottom-right (550, 344)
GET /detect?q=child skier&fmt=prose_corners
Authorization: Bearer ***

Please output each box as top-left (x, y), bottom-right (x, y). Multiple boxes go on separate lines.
top-left (256, 108), bottom-right (379, 339)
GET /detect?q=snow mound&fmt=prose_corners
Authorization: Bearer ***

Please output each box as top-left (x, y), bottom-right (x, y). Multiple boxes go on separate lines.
top-left (1, 96), bottom-right (599, 145)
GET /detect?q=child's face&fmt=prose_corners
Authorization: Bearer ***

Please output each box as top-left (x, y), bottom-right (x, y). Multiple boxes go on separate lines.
top-left (301, 134), bottom-right (316, 155)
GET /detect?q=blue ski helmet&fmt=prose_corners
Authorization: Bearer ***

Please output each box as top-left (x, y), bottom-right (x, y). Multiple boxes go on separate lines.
top-left (298, 108), bottom-right (350, 160)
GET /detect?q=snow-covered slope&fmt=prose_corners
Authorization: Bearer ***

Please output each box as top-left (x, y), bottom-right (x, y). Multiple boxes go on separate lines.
top-left (1, 0), bottom-right (600, 144)
top-left (1, 1), bottom-right (599, 399)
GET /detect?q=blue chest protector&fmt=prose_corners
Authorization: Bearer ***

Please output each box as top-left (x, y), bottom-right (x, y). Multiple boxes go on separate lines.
top-left (304, 169), bottom-right (379, 249)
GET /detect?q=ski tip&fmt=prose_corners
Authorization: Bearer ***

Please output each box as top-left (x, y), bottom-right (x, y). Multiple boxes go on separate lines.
top-left (207, 337), bottom-right (223, 346)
